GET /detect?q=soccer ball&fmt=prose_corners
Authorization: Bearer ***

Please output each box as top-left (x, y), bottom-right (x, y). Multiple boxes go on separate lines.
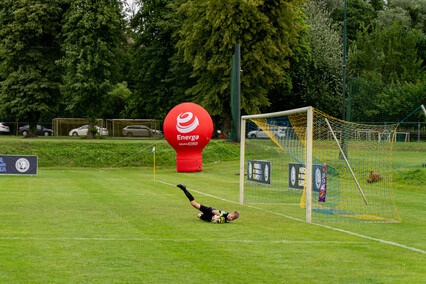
top-left (211, 215), bottom-right (220, 223)
top-left (211, 214), bottom-right (224, 224)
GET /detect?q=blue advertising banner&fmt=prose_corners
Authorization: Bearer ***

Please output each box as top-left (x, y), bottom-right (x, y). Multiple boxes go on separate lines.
top-left (0, 155), bottom-right (38, 175)
top-left (288, 163), bottom-right (326, 193)
top-left (247, 160), bottom-right (271, 185)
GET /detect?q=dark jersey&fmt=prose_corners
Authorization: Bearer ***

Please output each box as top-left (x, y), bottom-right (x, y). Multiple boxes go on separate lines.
top-left (199, 205), bottom-right (229, 223)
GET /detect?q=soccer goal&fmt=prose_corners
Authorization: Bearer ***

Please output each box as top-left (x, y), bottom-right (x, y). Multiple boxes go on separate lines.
top-left (240, 107), bottom-right (401, 223)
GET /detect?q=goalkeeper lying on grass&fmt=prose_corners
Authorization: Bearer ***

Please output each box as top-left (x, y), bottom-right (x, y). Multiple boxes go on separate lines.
top-left (177, 184), bottom-right (239, 223)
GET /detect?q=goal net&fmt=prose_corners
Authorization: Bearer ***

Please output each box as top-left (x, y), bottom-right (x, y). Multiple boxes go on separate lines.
top-left (240, 107), bottom-right (401, 223)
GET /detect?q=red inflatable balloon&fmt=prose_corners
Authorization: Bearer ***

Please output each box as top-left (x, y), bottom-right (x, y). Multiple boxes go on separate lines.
top-left (163, 102), bottom-right (213, 172)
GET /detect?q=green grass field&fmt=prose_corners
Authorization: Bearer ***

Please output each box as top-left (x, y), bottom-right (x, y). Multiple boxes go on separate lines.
top-left (0, 138), bottom-right (425, 282)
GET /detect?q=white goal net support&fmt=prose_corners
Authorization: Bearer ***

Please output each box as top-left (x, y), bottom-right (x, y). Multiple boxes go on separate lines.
top-left (239, 107), bottom-right (401, 223)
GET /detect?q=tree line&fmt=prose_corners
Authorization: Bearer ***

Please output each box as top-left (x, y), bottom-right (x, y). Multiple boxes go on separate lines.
top-left (0, 0), bottom-right (424, 138)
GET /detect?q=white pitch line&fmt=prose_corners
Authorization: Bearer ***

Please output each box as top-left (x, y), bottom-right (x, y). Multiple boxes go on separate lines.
top-left (0, 191), bottom-right (172, 196)
top-left (157, 180), bottom-right (426, 254)
top-left (0, 236), bottom-right (372, 244)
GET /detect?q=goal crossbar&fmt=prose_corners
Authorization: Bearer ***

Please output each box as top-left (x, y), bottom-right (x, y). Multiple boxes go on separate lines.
top-left (241, 107), bottom-right (312, 120)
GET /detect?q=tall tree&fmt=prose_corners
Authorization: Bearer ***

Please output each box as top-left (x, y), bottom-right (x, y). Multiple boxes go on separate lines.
top-left (330, 0), bottom-right (376, 42)
top-left (103, 82), bottom-right (132, 119)
top-left (385, 0), bottom-right (425, 31)
top-left (59, 0), bottom-right (126, 138)
top-left (177, 0), bottom-right (307, 134)
top-left (349, 22), bottom-right (424, 84)
top-left (294, 0), bottom-right (343, 116)
top-left (376, 5), bottom-right (411, 29)
top-left (320, 0), bottom-right (345, 12)
top-left (0, 0), bottom-right (66, 137)
top-left (369, 0), bottom-right (385, 12)
top-left (124, 0), bottom-right (193, 120)
top-left (266, 10), bottom-right (310, 114)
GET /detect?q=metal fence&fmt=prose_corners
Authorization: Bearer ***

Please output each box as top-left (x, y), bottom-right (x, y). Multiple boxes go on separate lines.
top-left (0, 122), bottom-right (53, 136)
top-left (1, 120), bottom-right (424, 141)
top-left (0, 119), bottom-right (163, 138)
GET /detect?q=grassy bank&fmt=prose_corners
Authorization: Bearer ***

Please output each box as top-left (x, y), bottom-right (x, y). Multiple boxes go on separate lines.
top-left (0, 136), bottom-right (240, 168)
top-left (0, 137), bottom-right (424, 188)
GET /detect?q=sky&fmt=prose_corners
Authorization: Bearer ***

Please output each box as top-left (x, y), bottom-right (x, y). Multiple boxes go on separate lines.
top-left (123, 0), bottom-right (139, 20)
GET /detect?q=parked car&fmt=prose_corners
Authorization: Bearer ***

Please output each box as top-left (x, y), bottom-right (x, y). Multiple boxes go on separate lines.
top-left (69, 125), bottom-right (108, 136)
top-left (19, 125), bottom-right (52, 136)
top-left (247, 127), bottom-right (286, 139)
top-left (122, 125), bottom-right (162, 137)
top-left (0, 122), bottom-right (10, 135)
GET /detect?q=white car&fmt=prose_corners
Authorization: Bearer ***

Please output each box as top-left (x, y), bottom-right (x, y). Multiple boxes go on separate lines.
top-left (247, 127), bottom-right (287, 139)
top-left (69, 125), bottom-right (108, 136)
top-left (0, 122), bottom-right (10, 135)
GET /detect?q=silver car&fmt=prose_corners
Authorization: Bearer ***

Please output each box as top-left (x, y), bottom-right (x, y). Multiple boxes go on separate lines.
top-left (247, 127), bottom-right (287, 139)
top-left (122, 125), bottom-right (162, 137)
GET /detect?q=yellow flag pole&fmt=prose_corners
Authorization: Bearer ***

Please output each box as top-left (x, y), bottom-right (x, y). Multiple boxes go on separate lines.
top-left (152, 146), bottom-right (156, 180)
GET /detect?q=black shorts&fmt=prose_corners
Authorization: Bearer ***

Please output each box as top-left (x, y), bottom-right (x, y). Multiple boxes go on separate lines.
top-left (199, 204), bottom-right (214, 221)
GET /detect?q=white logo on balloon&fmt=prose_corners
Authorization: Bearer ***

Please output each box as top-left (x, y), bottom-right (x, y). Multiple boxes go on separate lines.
top-left (176, 112), bottom-right (199, 133)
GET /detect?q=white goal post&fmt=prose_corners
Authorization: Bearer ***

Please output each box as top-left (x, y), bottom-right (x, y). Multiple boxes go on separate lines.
top-left (239, 107), bottom-right (314, 222)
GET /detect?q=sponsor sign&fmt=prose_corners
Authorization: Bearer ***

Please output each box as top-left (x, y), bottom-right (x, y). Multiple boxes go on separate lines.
top-left (163, 102), bottom-right (213, 172)
top-left (288, 163), bottom-right (326, 193)
top-left (247, 160), bottom-right (271, 185)
top-left (176, 112), bottom-right (200, 146)
top-left (318, 164), bottom-right (327, 202)
top-left (0, 155), bottom-right (38, 175)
